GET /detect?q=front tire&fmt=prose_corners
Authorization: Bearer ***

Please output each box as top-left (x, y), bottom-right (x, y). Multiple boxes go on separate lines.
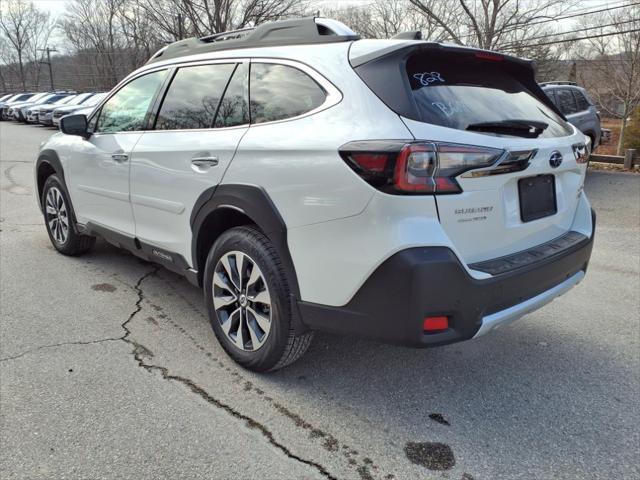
top-left (42, 175), bottom-right (95, 256)
top-left (204, 226), bottom-right (313, 372)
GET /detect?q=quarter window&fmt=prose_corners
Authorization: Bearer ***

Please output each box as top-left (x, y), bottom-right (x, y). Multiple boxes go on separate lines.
top-left (249, 63), bottom-right (326, 124)
top-left (556, 89), bottom-right (578, 115)
top-left (96, 70), bottom-right (167, 133)
top-left (156, 64), bottom-right (236, 130)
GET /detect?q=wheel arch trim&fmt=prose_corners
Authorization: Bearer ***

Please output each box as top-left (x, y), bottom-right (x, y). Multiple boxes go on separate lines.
top-left (191, 184), bottom-right (307, 333)
top-left (36, 149), bottom-right (65, 211)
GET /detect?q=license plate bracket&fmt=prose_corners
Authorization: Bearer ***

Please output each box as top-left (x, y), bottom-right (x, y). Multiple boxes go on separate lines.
top-left (518, 174), bottom-right (557, 222)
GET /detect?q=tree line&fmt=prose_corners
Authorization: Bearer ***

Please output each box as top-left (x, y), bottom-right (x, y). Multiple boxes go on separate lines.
top-left (0, 0), bottom-right (638, 153)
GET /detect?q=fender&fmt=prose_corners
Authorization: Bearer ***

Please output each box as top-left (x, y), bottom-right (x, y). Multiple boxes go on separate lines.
top-left (191, 184), bottom-right (308, 334)
top-left (35, 149), bottom-right (66, 211)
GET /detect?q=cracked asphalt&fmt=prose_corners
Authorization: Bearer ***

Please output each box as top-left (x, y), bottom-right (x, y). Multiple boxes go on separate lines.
top-left (1, 121), bottom-right (639, 480)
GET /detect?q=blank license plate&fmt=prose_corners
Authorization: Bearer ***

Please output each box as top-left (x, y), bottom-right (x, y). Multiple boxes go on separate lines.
top-left (518, 175), bottom-right (557, 222)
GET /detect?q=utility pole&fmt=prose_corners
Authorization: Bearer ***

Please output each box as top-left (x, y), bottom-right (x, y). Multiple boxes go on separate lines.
top-left (38, 46), bottom-right (58, 90)
top-left (177, 13), bottom-right (184, 40)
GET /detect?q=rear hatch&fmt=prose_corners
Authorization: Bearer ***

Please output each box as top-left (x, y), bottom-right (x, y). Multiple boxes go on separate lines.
top-left (351, 43), bottom-right (588, 264)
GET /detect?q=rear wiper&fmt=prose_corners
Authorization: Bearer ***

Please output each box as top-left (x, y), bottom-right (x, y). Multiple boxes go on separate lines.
top-left (466, 119), bottom-right (549, 138)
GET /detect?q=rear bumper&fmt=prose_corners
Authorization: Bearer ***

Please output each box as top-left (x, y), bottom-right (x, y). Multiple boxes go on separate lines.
top-left (299, 209), bottom-right (595, 347)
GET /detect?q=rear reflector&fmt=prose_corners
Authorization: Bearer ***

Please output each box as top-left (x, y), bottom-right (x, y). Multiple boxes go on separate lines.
top-left (423, 316), bottom-right (449, 332)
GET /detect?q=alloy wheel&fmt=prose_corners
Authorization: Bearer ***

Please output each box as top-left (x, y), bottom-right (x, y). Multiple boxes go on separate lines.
top-left (45, 186), bottom-right (69, 244)
top-left (212, 251), bottom-right (272, 352)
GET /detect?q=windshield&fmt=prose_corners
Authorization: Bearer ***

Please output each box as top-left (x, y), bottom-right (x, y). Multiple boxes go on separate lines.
top-left (407, 52), bottom-right (572, 138)
top-left (36, 94), bottom-right (57, 103)
top-left (56, 95), bottom-right (76, 105)
top-left (10, 93), bottom-right (34, 102)
top-left (20, 92), bottom-right (48, 103)
top-left (84, 93), bottom-right (107, 107)
top-left (66, 93), bottom-right (93, 106)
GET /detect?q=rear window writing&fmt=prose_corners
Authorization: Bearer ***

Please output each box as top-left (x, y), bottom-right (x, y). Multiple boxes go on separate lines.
top-left (407, 53), bottom-right (572, 138)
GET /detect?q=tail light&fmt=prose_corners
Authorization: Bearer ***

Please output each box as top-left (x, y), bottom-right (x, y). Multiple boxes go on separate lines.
top-left (573, 143), bottom-right (590, 163)
top-left (340, 141), bottom-right (504, 194)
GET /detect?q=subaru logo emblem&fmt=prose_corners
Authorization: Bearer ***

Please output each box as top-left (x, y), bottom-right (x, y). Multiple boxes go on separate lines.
top-left (549, 151), bottom-right (563, 168)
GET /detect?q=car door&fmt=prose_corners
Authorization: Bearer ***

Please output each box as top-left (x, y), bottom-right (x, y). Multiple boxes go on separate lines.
top-left (130, 61), bottom-right (249, 266)
top-left (66, 69), bottom-right (168, 235)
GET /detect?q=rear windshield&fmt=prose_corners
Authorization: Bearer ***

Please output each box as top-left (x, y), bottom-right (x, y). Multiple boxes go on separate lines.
top-left (406, 52), bottom-right (572, 138)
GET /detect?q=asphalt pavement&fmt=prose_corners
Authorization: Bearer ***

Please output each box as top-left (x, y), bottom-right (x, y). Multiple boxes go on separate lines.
top-left (1, 121), bottom-right (638, 480)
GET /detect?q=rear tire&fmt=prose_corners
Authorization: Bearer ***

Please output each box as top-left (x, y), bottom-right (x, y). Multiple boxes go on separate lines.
top-left (42, 175), bottom-right (95, 256)
top-left (204, 225), bottom-right (313, 372)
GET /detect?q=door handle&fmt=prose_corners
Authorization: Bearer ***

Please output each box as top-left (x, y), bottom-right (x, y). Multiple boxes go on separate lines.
top-left (111, 153), bottom-right (128, 163)
top-left (191, 157), bottom-right (219, 168)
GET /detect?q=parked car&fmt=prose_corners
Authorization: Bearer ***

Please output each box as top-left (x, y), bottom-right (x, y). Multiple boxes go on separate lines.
top-left (9, 92), bottom-right (60, 122)
top-left (25, 93), bottom-right (74, 124)
top-left (16, 92), bottom-right (75, 122)
top-left (52, 92), bottom-right (107, 127)
top-left (541, 81), bottom-right (602, 150)
top-left (0, 92), bottom-right (36, 120)
top-left (39, 94), bottom-right (95, 126)
top-left (36, 18), bottom-right (595, 371)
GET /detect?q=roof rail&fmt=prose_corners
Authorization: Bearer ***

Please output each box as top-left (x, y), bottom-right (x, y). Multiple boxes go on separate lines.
top-left (539, 81), bottom-right (578, 86)
top-left (147, 17), bottom-right (360, 64)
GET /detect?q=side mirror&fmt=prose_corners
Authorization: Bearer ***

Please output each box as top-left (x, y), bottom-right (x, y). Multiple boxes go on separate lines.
top-left (60, 114), bottom-right (90, 138)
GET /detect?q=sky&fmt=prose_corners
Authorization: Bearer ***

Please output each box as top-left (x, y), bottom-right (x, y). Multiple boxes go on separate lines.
top-left (29, 0), bottom-right (630, 48)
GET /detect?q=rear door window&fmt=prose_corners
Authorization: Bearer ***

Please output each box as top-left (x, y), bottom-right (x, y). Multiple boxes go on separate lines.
top-left (555, 89), bottom-right (578, 115)
top-left (155, 63), bottom-right (236, 130)
top-left (214, 63), bottom-right (249, 128)
top-left (249, 63), bottom-right (326, 124)
top-left (406, 52), bottom-right (572, 137)
top-left (573, 90), bottom-right (590, 111)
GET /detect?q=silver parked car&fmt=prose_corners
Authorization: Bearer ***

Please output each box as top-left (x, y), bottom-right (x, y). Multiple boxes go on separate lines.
top-left (541, 82), bottom-right (602, 150)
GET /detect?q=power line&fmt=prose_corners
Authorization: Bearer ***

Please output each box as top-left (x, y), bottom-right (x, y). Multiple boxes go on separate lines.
top-left (522, 1), bottom-right (638, 27)
top-left (504, 27), bottom-right (640, 49)
top-left (500, 17), bottom-right (639, 47)
top-left (456, 1), bottom-right (639, 40)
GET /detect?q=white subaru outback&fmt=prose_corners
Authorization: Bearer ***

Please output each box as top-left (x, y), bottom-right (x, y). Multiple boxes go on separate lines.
top-left (35, 18), bottom-right (595, 371)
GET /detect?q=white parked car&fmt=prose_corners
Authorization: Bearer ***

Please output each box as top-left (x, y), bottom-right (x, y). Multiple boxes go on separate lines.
top-left (35, 18), bottom-right (595, 371)
top-left (52, 92), bottom-right (108, 127)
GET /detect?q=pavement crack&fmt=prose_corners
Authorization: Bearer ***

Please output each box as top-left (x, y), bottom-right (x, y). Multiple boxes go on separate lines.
top-left (0, 337), bottom-right (122, 363)
top-left (119, 265), bottom-right (337, 480)
top-left (119, 266), bottom-right (160, 342)
top-left (1, 266), bottom-right (160, 364)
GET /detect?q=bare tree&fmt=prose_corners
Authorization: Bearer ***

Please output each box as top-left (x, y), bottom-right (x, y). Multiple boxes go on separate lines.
top-left (0, 0), bottom-right (53, 90)
top-left (575, 5), bottom-right (640, 154)
top-left (408, 0), bottom-right (573, 50)
top-left (137, 0), bottom-right (306, 39)
top-left (322, 0), bottom-right (453, 40)
top-left (62, 0), bottom-right (152, 88)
